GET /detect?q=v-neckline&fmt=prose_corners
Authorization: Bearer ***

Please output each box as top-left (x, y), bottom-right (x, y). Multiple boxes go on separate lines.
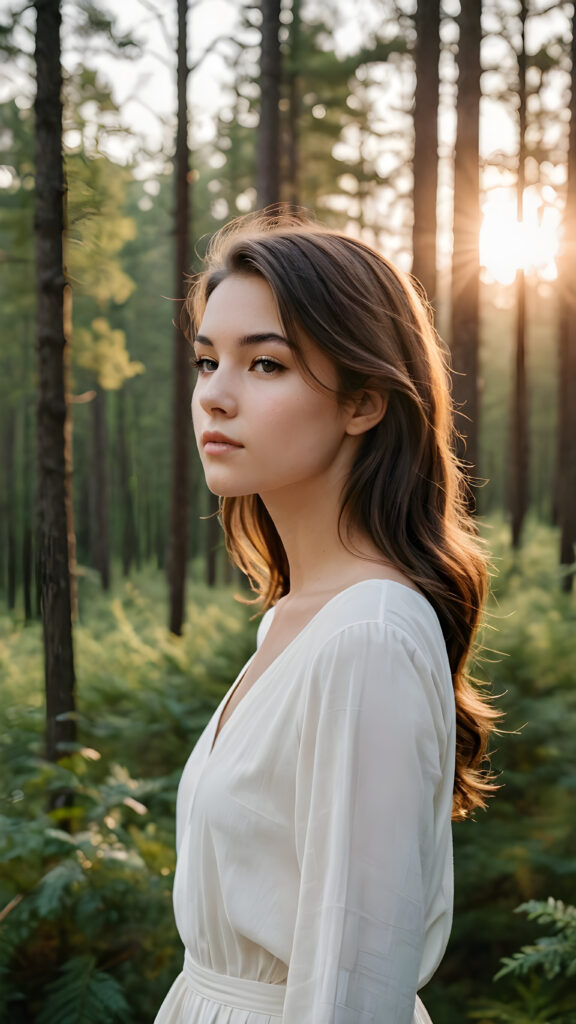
top-left (208, 655), bottom-right (258, 757)
top-left (206, 577), bottom-right (429, 760)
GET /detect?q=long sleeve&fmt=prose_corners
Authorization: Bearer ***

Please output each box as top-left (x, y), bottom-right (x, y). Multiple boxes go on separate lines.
top-left (283, 620), bottom-right (455, 1024)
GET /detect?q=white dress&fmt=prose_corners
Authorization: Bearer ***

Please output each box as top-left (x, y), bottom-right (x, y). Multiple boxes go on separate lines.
top-left (154, 580), bottom-right (456, 1024)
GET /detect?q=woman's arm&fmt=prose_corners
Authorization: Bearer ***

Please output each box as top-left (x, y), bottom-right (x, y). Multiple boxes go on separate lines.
top-left (284, 620), bottom-right (454, 1024)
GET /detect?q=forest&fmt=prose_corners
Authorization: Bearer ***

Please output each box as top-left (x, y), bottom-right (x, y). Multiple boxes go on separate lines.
top-left (0, 0), bottom-right (575, 1021)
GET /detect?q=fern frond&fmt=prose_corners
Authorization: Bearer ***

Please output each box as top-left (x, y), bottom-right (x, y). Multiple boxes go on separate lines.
top-left (33, 860), bottom-right (85, 919)
top-left (35, 955), bottom-right (129, 1024)
top-left (495, 899), bottom-right (576, 981)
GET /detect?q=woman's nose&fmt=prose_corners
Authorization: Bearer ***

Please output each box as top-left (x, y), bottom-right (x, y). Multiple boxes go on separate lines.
top-left (197, 369), bottom-right (238, 417)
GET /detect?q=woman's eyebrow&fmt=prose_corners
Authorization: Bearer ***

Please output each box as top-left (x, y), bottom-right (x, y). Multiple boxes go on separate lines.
top-left (194, 332), bottom-right (293, 348)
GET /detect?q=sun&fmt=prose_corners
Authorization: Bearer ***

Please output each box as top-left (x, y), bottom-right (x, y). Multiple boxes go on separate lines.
top-left (479, 185), bottom-right (561, 285)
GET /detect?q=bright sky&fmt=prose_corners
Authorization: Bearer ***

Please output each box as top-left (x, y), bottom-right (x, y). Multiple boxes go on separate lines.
top-left (0, 0), bottom-right (570, 284)
top-left (87, 0), bottom-right (239, 158)
top-left (0, 0), bottom-right (239, 165)
top-left (1, 0), bottom-right (551, 162)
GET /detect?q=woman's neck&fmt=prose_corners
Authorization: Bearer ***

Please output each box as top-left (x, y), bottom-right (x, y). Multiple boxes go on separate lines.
top-left (260, 476), bottom-right (390, 599)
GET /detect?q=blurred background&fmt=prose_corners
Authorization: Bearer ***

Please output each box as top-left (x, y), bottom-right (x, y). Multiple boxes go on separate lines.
top-left (0, 1), bottom-right (575, 1022)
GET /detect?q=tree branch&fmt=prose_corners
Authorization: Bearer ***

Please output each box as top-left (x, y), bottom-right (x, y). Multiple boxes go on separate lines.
top-left (190, 34), bottom-right (231, 73)
top-left (133, 0), bottom-right (173, 51)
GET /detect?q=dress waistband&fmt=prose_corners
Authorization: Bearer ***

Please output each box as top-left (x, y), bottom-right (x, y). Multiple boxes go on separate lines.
top-left (183, 952), bottom-right (286, 1017)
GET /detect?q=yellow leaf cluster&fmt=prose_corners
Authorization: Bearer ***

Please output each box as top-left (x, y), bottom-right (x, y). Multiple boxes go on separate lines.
top-left (75, 317), bottom-right (145, 389)
top-left (66, 154), bottom-right (137, 306)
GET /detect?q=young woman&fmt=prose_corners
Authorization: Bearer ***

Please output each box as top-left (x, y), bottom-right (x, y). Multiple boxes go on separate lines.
top-left (154, 217), bottom-right (498, 1024)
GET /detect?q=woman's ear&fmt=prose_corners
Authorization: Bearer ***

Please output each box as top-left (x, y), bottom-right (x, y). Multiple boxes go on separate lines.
top-left (345, 389), bottom-right (388, 436)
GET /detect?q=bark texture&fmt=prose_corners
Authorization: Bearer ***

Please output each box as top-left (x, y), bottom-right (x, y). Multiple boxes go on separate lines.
top-left (510, 2), bottom-right (529, 549)
top-left (287, 0), bottom-right (301, 210)
top-left (412, 0), bottom-right (440, 304)
top-left (257, 0), bottom-right (282, 209)
top-left (450, 0), bottom-right (482, 497)
top-left (91, 387), bottom-right (110, 590)
top-left (168, 0), bottom-right (191, 635)
top-left (34, 0), bottom-right (76, 764)
top-left (558, 7), bottom-right (576, 591)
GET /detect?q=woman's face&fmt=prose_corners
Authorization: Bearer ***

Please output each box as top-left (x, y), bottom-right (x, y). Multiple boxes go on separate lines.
top-left (191, 274), bottom-right (360, 501)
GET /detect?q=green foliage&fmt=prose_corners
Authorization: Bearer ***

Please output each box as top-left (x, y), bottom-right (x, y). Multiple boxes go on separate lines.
top-left (1, 531), bottom-right (575, 1021)
top-left (63, 68), bottom-right (144, 393)
top-left (0, 578), bottom-right (258, 1021)
top-left (0, 776), bottom-right (173, 1022)
top-left (479, 297), bottom-right (559, 519)
top-left (75, 317), bottom-right (144, 390)
top-left (424, 523), bottom-right (576, 1024)
top-left (469, 901), bottom-right (576, 1024)
top-left (69, 2), bottom-right (141, 55)
top-left (470, 977), bottom-right (576, 1024)
top-left (1, 1), bottom-right (575, 1017)
top-left (36, 956), bottom-right (129, 1024)
top-left (496, 899), bottom-right (576, 982)
top-left (0, 99), bottom-right (35, 412)
top-left (211, 7), bottom-right (409, 230)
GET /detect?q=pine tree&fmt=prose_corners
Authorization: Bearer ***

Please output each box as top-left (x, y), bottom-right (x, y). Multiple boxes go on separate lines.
top-left (450, 0), bottom-right (482, 498)
top-left (257, 0), bottom-right (282, 208)
top-left (168, 0), bottom-right (191, 634)
top-left (510, 0), bottom-right (529, 549)
top-left (557, 3), bottom-right (576, 591)
top-left (412, 0), bottom-right (440, 303)
top-left (33, 0), bottom-right (76, 771)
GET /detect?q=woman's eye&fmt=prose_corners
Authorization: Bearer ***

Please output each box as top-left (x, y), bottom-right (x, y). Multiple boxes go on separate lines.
top-left (191, 355), bottom-right (285, 375)
top-left (252, 357), bottom-right (285, 375)
top-left (192, 356), bottom-right (217, 373)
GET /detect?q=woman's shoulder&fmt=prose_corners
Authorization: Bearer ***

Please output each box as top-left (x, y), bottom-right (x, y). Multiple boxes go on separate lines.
top-left (259, 578), bottom-right (448, 673)
top-left (311, 578), bottom-right (445, 658)
top-left (300, 581), bottom-right (455, 729)
top-left (319, 576), bottom-right (433, 622)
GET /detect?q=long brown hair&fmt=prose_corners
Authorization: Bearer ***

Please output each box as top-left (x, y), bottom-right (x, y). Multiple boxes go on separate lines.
top-left (187, 214), bottom-right (499, 820)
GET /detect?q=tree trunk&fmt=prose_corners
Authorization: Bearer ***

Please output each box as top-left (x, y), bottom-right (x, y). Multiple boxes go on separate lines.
top-left (558, 5), bottom-right (576, 591)
top-left (7, 524), bottom-right (16, 611)
top-left (63, 287), bottom-right (77, 619)
top-left (510, 2), bottom-right (529, 550)
top-left (116, 388), bottom-right (137, 577)
top-left (4, 411), bottom-right (17, 610)
top-left (144, 493), bottom-right (154, 562)
top-left (287, 0), bottom-right (301, 210)
top-left (168, 0), bottom-right (191, 635)
top-left (23, 526), bottom-right (33, 622)
top-left (156, 517), bottom-right (166, 571)
top-left (411, 0), bottom-right (440, 304)
top-left (34, 0), bottom-right (76, 768)
top-left (206, 492), bottom-right (220, 587)
top-left (77, 467), bottom-right (90, 566)
top-left (23, 398), bottom-right (35, 622)
top-left (450, 0), bottom-right (482, 501)
top-left (257, 0), bottom-right (282, 209)
top-left (91, 386), bottom-right (110, 590)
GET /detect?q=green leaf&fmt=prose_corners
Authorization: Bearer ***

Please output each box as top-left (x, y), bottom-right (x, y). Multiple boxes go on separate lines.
top-left (36, 956), bottom-right (129, 1024)
top-left (33, 860), bottom-right (85, 919)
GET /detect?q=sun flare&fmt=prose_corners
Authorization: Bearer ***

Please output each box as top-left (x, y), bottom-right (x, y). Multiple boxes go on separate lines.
top-left (479, 185), bottom-right (561, 285)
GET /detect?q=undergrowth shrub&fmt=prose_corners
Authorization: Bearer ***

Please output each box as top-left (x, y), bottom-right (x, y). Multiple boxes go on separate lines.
top-left (425, 522), bottom-right (576, 1023)
top-left (0, 576), bottom-right (257, 1023)
top-left (1, 526), bottom-right (575, 1024)
top-left (470, 898), bottom-right (576, 1023)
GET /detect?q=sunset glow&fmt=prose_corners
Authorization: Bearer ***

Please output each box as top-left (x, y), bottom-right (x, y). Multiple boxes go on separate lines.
top-left (479, 186), bottom-right (561, 285)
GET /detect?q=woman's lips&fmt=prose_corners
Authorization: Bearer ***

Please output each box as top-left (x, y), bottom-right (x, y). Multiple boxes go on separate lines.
top-left (202, 431), bottom-right (243, 455)
top-left (204, 441), bottom-right (243, 455)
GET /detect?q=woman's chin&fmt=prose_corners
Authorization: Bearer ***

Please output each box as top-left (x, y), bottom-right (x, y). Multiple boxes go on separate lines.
top-left (205, 479), bottom-right (252, 499)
